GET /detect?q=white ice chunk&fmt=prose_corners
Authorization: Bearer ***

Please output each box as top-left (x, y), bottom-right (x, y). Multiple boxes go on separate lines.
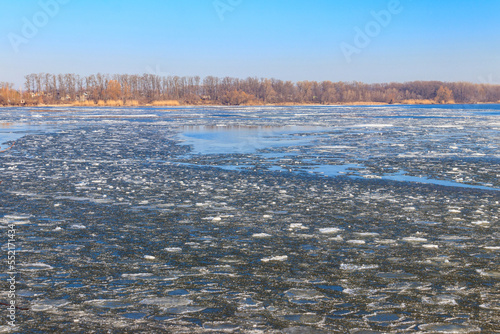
top-left (402, 237), bottom-right (428, 243)
top-left (319, 227), bottom-right (342, 234)
top-left (340, 264), bottom-right (379, 270)
top-left (140, 297), bottom-right (192, 307)
top-left (19, 263), bottom-right (53, 271)
top-left (289, 223), bottom-right (308, 230)
top-left (347, 239), bottom-right (366, 244)
top-left (472, 221), bottom-right (490, 227)
top-left (252, 233), bottom-right (272, 238)
top-left (261, 255), bottom-right (288, 262)
top-left (164, 247), bottom-right (183, 252)
top-left (70, 224), bottom-right (86, 229)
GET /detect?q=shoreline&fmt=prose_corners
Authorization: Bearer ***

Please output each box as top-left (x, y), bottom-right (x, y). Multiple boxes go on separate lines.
top-left (1, 101), bottom-right (499, 109)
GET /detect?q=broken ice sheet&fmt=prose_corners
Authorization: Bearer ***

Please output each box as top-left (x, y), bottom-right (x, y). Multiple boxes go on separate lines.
top-left (0, 105), bottom-right (499, 332)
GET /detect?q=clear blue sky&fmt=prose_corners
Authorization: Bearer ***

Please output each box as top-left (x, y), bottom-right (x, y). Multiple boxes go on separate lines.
top-left (1, 0), bottom-right (499, 88)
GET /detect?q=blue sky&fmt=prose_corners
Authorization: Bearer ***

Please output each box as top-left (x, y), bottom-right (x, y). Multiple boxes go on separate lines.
top-left (1, 0), bottom-right (499, 87)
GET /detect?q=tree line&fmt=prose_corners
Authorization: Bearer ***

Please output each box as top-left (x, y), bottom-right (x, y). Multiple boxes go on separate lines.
top-left (1, 73), bottom-right (500, 106)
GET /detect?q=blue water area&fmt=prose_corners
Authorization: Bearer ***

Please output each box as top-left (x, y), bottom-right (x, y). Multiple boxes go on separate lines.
top-left (179, 125), bottom-right (327, 155)
top-left (476, 110), bottom-right (500, 116)
top-left (307, 164), bottom-right (362, 177)
top-left (0, 131), bottom-right (18, 150)
top-left (315, 285), bottom-right (344, 292)
top-left (0, 123), bottom-right (49, 150)
top-left (400, 103), bottom-right (500, 111)
top-left (381, 170), bottom-right (500, 191)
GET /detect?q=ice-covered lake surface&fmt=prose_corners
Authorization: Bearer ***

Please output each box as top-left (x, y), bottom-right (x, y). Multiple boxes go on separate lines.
top-left (0, 105), bottom-right (499, 333)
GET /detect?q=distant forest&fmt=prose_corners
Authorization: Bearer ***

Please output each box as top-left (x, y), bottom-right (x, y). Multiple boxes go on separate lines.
top-left (1, 73), bottom-right (500, 106)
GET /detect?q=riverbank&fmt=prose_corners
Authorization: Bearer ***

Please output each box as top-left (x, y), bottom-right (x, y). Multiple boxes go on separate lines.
top-left (2, 100), bottom-right (500, 109)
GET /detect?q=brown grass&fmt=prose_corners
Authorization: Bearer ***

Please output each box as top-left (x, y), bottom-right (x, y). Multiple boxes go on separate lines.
top-left (401, 99), bottom-right (436, 105)
top-left (71, 100), bottom-right (142, 106)
top-left (72, 101), bottom-right (96, 106)
top-left (125, 100), bottom-right (140, 106)
top-left (105, 100), bottom-right (123, 106)
top-left (151, 100), bottom-right (180, 106)
top-left (340, 101), bottom-right (388, 106)
top-left (262, 102), bottom-right (389, 106)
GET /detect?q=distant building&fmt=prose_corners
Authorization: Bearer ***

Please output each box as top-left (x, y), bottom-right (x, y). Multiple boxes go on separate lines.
top-left (76, 92), bottom-right (89, 102)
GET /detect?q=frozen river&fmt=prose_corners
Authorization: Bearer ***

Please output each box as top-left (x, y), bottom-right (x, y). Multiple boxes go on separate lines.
top-left (0, 105), bottom-right (499, 333)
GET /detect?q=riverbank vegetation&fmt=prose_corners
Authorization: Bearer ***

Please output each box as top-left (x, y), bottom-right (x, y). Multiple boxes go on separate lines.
top-left (2, 73), bottom-right (500, 106)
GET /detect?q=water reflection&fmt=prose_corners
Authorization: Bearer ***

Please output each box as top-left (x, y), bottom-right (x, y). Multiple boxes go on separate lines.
top-left (178, 125), bottom-right (327, 155)
top-left (0, 123), bottom-right (52, 150)
top-left (177, 124), bottom-right (499, 191)
top-left (381, 170), bottom-right (500, 191)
